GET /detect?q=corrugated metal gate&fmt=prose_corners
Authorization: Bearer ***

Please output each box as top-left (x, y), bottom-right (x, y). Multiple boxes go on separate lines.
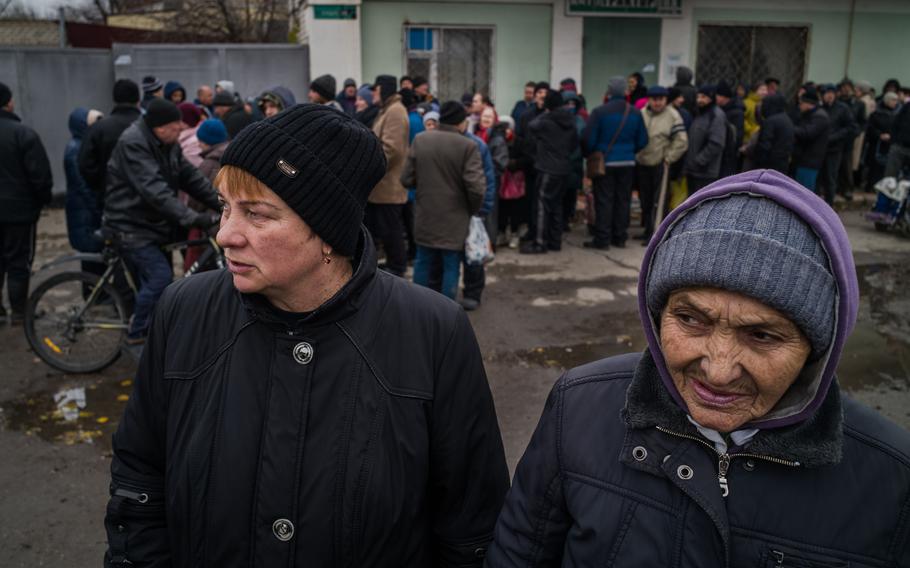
top-left (405, 26), bottom-right (493, 102)
top-left (696, 25), bottom-right (809, 100)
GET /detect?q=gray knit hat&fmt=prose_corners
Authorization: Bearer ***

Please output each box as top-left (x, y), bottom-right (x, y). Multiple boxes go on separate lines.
top-left (646, 194), bottom-right (836, 357)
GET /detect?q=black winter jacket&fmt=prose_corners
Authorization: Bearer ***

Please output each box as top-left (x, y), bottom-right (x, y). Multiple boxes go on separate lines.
top-left (222, 104), bottom-right (255, 139)
top-left (868, 103), bottom-right (898, 159)
top-left (78, 104), bottom-right (141, 196)
top-left (487, 351), bottom-right (910, 568)
top-left (754, 94), bottom-right (795, 174)
top-left (823, 100), bottom-right (858, 153)
top-left (793, 106), bottom-right (831, 169)
top-left (685, 105), bottom-right (726, 179)
top-left (102, 120), bottom-right (219, 247)
top-left (104, 235), bottom-right (510, 567)
top-left (529, 109), bottom-right (579, 176)
top-left (721, 98), bottom-right (745, 148)
top-left (0, 109), bottom-right (53, 224)
top-left (890, 103), bottom-right (910, 148)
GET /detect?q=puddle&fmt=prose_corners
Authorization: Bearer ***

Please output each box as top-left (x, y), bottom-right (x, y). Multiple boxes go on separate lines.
top-left (1, 376), bottom-right (133, 451)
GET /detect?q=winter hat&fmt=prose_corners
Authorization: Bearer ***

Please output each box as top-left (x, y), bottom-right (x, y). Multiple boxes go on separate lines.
top-left (310, 74), bottom-right (336, 101)
top-left (667, 87), bottom-right (682, 102)
top-left (820, 83), bottom-right (838, 94)
top-left (646, 193), bottom-right (835, 357)
top-left (422, 111), bottom-right (440, 126)
top-left (0, 82), bottom-right (12, 108)
top-left (439, 101), bottom-right (467, 125)
top-left (461, 92), bottom-right (474, 107)
top-left (113, 79), bottom-right (140, 104)
top-left (164, 81), bottom-right (186, 101)
top-left (607, 76), bottom-right (626, 98)
top-left (142, 75), bottom-right (163, 94)
top-left (647, 86), bottom-right (669, 98)
top-left (560, 77), bottom-right (577, 92)
top-left (697, 84), bottom-right (716, 98)
top-left (144, 99), bottom-right (182, 128)
top-left (884, 92), bottom-right (900, 105)
top-left (220, 104), bottom-right (387, 257)
top-left (213, 92), bottom-right (235, 107)
top-left (800, 87), bottom-right (819, 104)
top-left (215, 80), bottom-right (235, 94)
top-left (196, 118), bottom-right (228, 145)
top-left (543, 89), bottom-right (564, 111)
top-left (716, 80), bottom-right (733, 98)
top-left (373, 75), bottom-right (397, 103)
top-left (356, 85), bottom-right (373, 104)
top-left (343, 78), bottom-right (357, 89)
top-left (178, 102), bottom-right (203, 127)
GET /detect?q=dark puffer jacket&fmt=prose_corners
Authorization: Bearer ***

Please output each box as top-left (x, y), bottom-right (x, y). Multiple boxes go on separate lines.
top-left (793, 106), bottom-right (830, 169)
top-left (529, 108), bottom-right (579, 176)
top-left (824, 99), bottom-right (858, 153)
top-left (64, 108), bottom-right (102, 252)
top-left (78, 104), bottom-right (142, 196)
top-left (754, 94), bottom-right (795, 174)
top-left (104, 233), bottom-right (510, 567)
top-left (0, 109), bottom-right (53, 224)
top-left (102, 120), bottom-right (219, 247)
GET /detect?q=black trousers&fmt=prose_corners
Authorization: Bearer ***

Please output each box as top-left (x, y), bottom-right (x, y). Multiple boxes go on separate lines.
top-left (426, 252), bottom-right (486, 302)
top-left (636, 164), bottom-right (664, 237)
top-left (498, 196), bottom-right (527, 234)
top-left (524, 169), bottom-right (538, 237)
top-left (819, 151), bottom-right (843, 205)
top-left (592, 167), bottom-right (634, 246)
top-left (0, 222), bottom-right (36, 316)
top-left (364, 203), bottom-right (407, 276)
top-left (534, 172), bottom-right (568, 249)
top-left (402, 200), bottom-right (416, 260)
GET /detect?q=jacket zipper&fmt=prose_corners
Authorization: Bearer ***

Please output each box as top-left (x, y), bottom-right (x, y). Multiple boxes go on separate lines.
top-left (655, 426), bottom-right (800, 498)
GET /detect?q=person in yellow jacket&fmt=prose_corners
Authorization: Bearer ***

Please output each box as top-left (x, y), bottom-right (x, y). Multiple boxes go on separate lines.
top-left (743, 82), bottom-right (768, 141)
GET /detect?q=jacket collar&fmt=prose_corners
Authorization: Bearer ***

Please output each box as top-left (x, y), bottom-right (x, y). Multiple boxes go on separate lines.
top-left (240, 227), bottom-right (378, 332)
top-left (111, 104), bottom-right (141, 117)
top-left (622, 350), bottom-right (843, 468)
top-left (0, 108), bottom-right (21, 122)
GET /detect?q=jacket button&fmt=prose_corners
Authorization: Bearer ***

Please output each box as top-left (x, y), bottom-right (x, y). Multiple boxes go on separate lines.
top-left (743, 459), bottom-right (756, 471)
top-left (474, 547), bottom-right (486, 558)
top-left (632, 446), bottom-right (648, 461)
top-left (677, 464), bottom-right (694, 480)
top-left (272, 518), bottom-right (295, 542)
top-left (292, 342), bottom-right (314, 365)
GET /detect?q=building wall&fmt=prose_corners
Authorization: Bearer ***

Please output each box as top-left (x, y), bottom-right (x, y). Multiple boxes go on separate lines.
top-left (360, 1), bottom-right (552, 109)
top-left (582, 17), bottom-right (661, 102)
top-left (305, 0), bottom-right (363, 85)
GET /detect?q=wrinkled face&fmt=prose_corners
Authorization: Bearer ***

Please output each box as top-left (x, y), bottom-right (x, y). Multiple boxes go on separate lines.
top-left (471, 93), bottom-right (485, 114)
top-left (659, 288), bottom-right (812, 433)
top-left (524, 85), bottom-right (535, 101)
top-left (152, 120), bottom-right (183, 145)
top-left (696, 93), bottom-right (712, 107)
top-left (262, 101), bottom-right (281, 118)
top-left (480, 107), bottom-right (496, 129)
top-left (822, 90), bottom-right (836, 105)
top-left (648, 96), bottom-right (667, 113)
top-left (756, 84), bottom-right (768, 98)
top-left (216, 171), bottom-right (327, 302)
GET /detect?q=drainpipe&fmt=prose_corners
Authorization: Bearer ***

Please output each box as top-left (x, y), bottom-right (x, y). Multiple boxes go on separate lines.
top-left (58, 6), bottom-right (66, 48)
top-left (843, 0), bottom-right (856, 78)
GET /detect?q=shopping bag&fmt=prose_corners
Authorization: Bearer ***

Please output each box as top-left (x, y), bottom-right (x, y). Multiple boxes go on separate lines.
top-left (500, 169), bottom-right (526, 200)
top-left (465, 216), bottom-right (494, 266)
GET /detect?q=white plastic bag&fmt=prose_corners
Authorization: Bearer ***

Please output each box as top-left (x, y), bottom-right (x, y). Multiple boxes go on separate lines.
top-left (874, 176), bottom-right (910, 203)
top-left (464, 216), bottom-right (494, 266)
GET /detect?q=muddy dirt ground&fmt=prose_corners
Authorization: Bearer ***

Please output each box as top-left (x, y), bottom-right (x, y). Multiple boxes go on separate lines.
top-left (1, 206), bottom-right (908, 565)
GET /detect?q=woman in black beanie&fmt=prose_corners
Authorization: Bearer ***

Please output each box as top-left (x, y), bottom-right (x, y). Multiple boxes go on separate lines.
top-left (103, 103), bottom-right (509, 567)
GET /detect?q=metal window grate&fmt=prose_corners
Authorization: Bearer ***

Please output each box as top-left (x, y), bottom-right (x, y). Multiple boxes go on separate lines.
top-left (404, 26), bottom-right (493, 102)
top-left (696, 25), bottom-right (808, 100)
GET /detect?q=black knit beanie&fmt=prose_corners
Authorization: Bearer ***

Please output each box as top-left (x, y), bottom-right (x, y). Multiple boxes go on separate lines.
top-left (439, 101), bottom-right (467, 125)
top-left (220, 104), bottom-right (387, 256)
top-left (544, 89), bottom-right (564, 110)
top-left (0, 82), bottom-right (11, 108)
top-left (310, 74), bottom-right (336, 101)
top-left (113, 79), bottom-right (140, 104)
top-left (373, 75), bottom-right (397, 103)
top-left (144, 99), bottom-right (182, 128)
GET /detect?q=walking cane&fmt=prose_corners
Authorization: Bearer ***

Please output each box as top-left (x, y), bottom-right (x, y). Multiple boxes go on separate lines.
top-left (653, 161), bottom-right (671, 228)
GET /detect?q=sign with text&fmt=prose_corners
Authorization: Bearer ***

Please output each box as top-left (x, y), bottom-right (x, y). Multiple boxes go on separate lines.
top-left (314, 5), bottom-right (357, 20)
top-left (566, 0), bottom-right (681, 17)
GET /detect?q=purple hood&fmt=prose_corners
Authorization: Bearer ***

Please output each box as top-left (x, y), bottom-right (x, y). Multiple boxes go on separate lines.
top-left (638, 169), bottom-right (859, 429)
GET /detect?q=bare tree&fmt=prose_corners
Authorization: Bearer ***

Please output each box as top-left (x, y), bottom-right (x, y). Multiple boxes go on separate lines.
top-left (0, 0), bottom-right (41, 19)
top-left (171, 0), bottom-right (297, 43)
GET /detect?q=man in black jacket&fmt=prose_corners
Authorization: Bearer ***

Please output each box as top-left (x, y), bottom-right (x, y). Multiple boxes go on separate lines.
top-left (0, 82), bottom-right (53, 323)
top-left (515, 82), bottom-right (548, 242)
top-left (79, 79), bottom-right (142, 199)
top-left (522, 89), bottom-right (579, 254)
top-left (212, 91), bottom-right (254, 139)
top-left (753, 93), bottom-right (794, 174)
top-left (792, 87), bottom-right (830, 194)
top-left (884, 93), bottom-right (910, 180)
top-left (836, 79), bottom-right (867, 198)
top-left (818, 84), bottom-right (857, 205)
top-left (103, 99), bottom-right (219, 343)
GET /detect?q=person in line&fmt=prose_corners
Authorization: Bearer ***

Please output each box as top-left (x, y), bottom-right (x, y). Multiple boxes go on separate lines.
top-left (883, 86), bottom-right (910, 180)
top-left (560, 78), bottom-right (589, 120)
top-left (79, 79), bottom-right (142, 198)
top-left (335, 78), bottom-right (358, 115)
top-left (635, 85), bottom-right (688, 243)
top-left (817, 84), bottom-right (857, 205)
top-left (716, 80), bottom-right (744, 161)
top-left (515, 82), bottom-right (551, 244)
top-left (582, 76), bottom-right (648, 250)
top-left (399, 75), bottom-right (413, 90)
top-left (401, 101), bottom-right (485, 300)
top-left (765, 76), bottom-right (781, 95)
top-left (753, 93), bottom-right (795, 175)
top-left (141, 75), bottom-right (163, 110)
top-left (102, 99), bottom-right (220, 344)
top-left (194, 84), bottom-right (214, 113)
top-left (865, 91), bottom-right (900, 189)
top-left (837, 79), bottom-right (867, 196)
top-left (412, 76), bottom-right (438, 110)
top-left (486, 169), bottom-right (910, 568)
top-left (743, 81), bottom-right (768, 142)
top-left (354, 84), bottom-right (379, 128)
top-left (792, 86), bottom-right (831, 194)
top-left (182, 118), bottom-right (230, 272)
top-left (258, 86), bottom-right (296, 118)
top-left (366, 75), bottom-right (410, 278)
top-left (561, 91), bottom-right (587, 231)
top-left (104, 104), bottom-right (508, 566)
top-left (212, 91), bottom-right (254, 139)
top-left (522, 90), bottom-right (579, 254)
top-left (177, 102), bottom-right (204, 167)
top-left (164, 81), bottom-right (186, 104)
top-left (422, 110), bottom-right (439, 130)
top-left (511, 81), bottom-right (537, 125)
top-left (684, 85), bottom-right (727, 194)
top-left (64, 107), bottom-right (105, 255)
top-left (0, 82), bottom-right (53, 324)
top-left (308, 74), bottom-right (343, 112)
top-left (673, 66), bottom-right (697, 116)
top-left (627, 72), bottom-right (648, 107)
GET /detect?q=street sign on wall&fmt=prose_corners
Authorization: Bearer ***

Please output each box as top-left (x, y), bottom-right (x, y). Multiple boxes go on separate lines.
top-left (566, 0), bottom-right (682, 17)
top-left (314, 5), bottom-right (357, 20)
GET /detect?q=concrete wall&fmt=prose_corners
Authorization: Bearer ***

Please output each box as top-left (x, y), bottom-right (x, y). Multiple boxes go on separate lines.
top-left (583, 17), bottom-right (661, 102)
top-left (360, 0), bottom-right (552, 110)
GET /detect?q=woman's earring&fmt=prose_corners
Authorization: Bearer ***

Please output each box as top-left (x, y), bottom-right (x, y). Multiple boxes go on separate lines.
top-left (323, 254), bottom-right (332, 265)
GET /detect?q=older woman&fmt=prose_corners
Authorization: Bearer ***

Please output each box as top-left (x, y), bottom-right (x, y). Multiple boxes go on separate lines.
top-left (487, 169), bottom-right (910, 567)
top-left (104, 105), bottom-right (509, 566)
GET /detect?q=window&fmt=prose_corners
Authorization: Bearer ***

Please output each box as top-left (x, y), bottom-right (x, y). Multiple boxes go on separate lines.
top-left (404, 26), bottom-right (494, 102)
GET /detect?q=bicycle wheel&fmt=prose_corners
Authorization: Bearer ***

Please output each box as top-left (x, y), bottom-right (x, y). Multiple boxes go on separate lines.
top-left (25, 271), bottom-right (129, 373)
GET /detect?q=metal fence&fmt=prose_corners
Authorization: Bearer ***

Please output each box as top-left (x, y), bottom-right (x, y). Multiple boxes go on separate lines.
top-left (696, 25), bottom-right (808, 100)
top-left (1, 44), bottom-right (309, 195)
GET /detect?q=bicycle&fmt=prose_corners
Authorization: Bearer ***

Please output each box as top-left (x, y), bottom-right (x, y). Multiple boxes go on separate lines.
top-left (24, 230), bottom-right (225, 374)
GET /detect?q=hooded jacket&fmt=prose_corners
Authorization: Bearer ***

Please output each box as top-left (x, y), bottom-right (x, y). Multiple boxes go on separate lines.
top-left (793, 106), bottom-right (831, 169)
top-left (0, 108), bottom-right (53, 224)
top-left (529, 108), bottom-right (579, 176)
top-left (103, 231), bottom-right (509, 567)
top-left (753, 94), bottom-right (794, 174)
top-left (487, 170), bottom-right (910, 568)
top-left (260, 86), bottom-right (297, 115)
top-left (64, 108), bottom-right (102, 252)
top-left (674, 66), bottom-right (697, 116)
top-left (164, 81), bottom-right (186, 103)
